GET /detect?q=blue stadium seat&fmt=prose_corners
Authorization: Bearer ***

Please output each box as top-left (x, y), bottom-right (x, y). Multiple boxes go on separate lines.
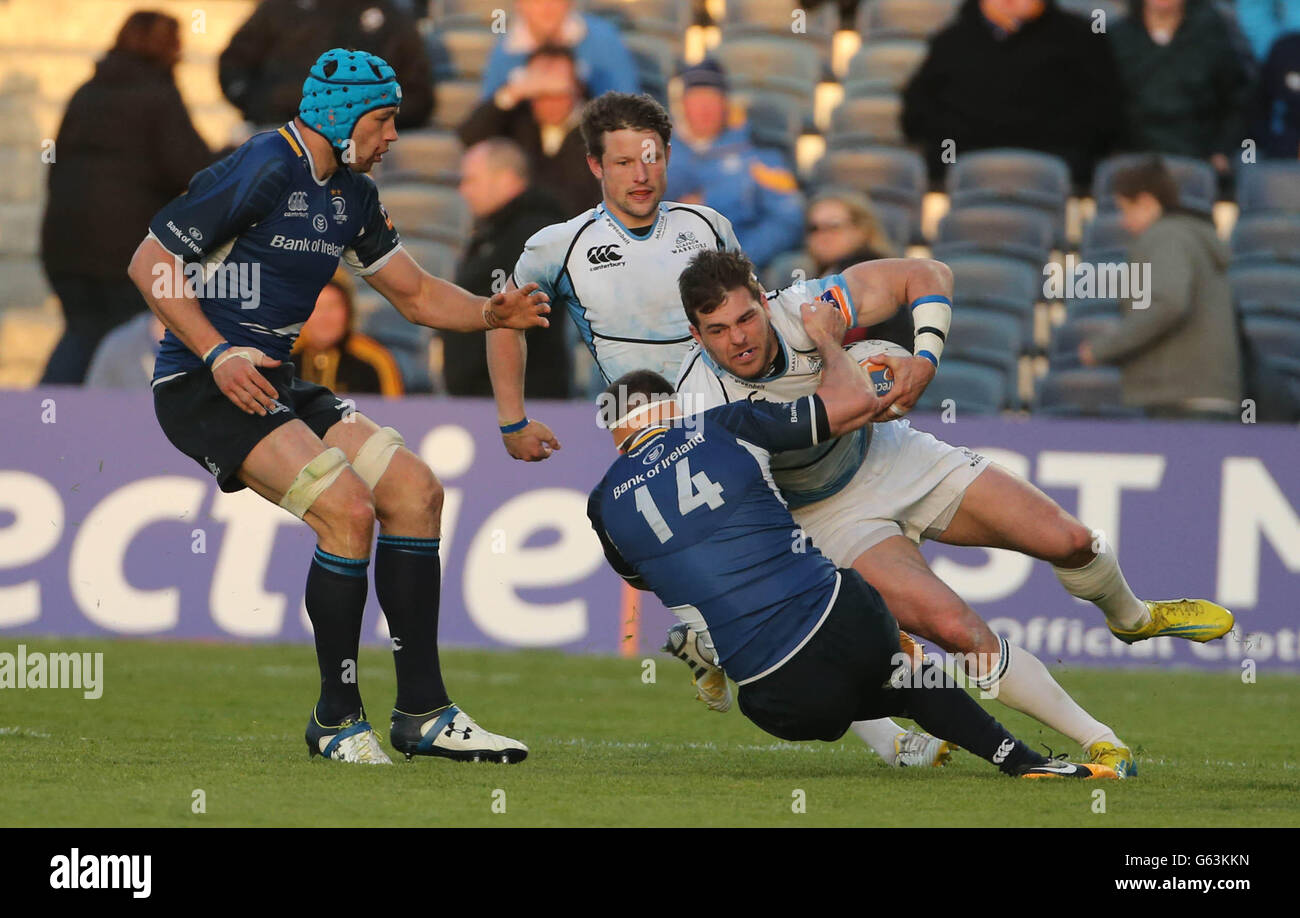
top-left (426, 23), bottom-right (497, 81)
top-left (828, 91), bottom-right (905, 146)
top-left (915, 360), bottom-right (1007, 414)
top-left (810, 146), bottom-right (926, 210)
top-left (946, 253), bottom-right (1042, 339)
top-left (1035, 367), bottom-right (1139, 417)
top-left (1240, 316), bottom-right (1300, 363)
top-left (742, 91), bottom-right (808, 156)
top-left (713, 36), bottom-right (827, 92)
top-left (400, 239), bottom-right (459, 280)
top-left (943, 308), bottom-right (1023, 393)
top-left (623, 32), bottom-right (678, 102)
top-left (432, 79), bottom-right (481, 131)
top-left (1237, 161), bottom-right (1300, 215)
top-left (379, 184), bottom-right (469, 245)
top-left (842, 38), bottom-right (927, 93)
top-left (1064, 295), bottom-right (1123, 321)
top-left (761, 250), bottom-right (817, 292)
top-left (1248, 353), bottom-right (1300, 422)
top-left (361, 309), bottom-right (434, 394)
top-left (855, 0), bottom-right (960, 39)
top-left (724, 0), bottom-right (835, 43)
top-left (376, 129), bottom-right (461, 184)
top-left (430, 1), bottom-right (494, 23)
top-left (1231, 214), bottom-right (1300, 263)
top-left (1231, 261), bottom-right (1300, 320)
top-left (1048, 317), bottom-right (1122, 371)
top-left (872, 200), bottom-right (920, 248)
top-left (1093, 154), bottom-right (1216, 214)
top-left (935, 204), bottom-right (1055, 267)
top-left (946, 150), bottom-right (1070, 241)
top-left (1080, 212), bottom-right (1133, 254)
top-left (590, 0), bottom-right (692, 36)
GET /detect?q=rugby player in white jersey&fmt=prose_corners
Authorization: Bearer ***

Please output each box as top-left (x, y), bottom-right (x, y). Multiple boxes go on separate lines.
top-left (671, 249), bottom-right (1236, 777)
top-left (486, 92), bottom-right (950, 767)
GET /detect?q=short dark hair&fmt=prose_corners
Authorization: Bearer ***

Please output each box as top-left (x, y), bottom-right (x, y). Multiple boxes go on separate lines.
top-left (1111, 157), bottom-right (1181, 211)
top-left (579, 92), bottom-right (672, 161)
top-left (598, 370), bottom-right (676, 429)
top-left (678, 250), bottom-right (765, 327)
top-left (527, 42), bottom-right (577, 67)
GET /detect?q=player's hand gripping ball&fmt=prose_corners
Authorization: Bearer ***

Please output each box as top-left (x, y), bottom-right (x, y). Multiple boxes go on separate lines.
top-left (845, 339), bottom-right (912, 399)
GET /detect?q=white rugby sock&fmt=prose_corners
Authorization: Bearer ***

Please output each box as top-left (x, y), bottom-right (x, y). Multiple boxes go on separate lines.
top-left (850, 718), bottom-right (907, 762)
top-left (977, 638), bottom-right (1120, 751)
top-left (1053, 549), bottom-right (1150, 631)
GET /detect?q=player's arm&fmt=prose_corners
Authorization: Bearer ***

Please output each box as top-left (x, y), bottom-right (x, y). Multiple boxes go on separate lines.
top-left (586, 492), bottom-right (649, 590)
top-left (363, 249), bottom-right (550, 333)
top-left (803, 299), bottom-right (879, 437)
top-left (840, 257), bottom-right (954, 419)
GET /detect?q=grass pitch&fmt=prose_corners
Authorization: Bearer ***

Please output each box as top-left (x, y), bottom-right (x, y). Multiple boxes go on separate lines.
top-left (1, 638), bottom-right (1297, 827)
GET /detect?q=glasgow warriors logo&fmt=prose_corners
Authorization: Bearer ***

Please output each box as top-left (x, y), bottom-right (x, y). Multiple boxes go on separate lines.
top-left (587, 244), bottom-right (623, 266)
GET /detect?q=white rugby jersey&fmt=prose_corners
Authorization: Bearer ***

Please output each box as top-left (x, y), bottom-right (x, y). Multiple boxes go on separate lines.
top-left (675, 273), bottom-right (871, 508)
top-left (510, 201), bottom-right (740, 383)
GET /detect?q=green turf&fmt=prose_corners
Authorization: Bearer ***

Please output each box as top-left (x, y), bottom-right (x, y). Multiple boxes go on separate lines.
top-left (1, 637), bottom-right (1296, 827)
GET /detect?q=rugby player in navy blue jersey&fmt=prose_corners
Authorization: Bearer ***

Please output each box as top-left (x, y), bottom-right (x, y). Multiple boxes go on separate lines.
top-left (587, 300), bottom-right (1116, 779)
top-left (128, 50), bottom-right (548, 764)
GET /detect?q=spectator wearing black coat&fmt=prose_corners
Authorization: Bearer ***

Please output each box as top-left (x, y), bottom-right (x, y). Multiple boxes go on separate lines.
top-left (902, 0), bottom-right (1124, 188)
top-left (457, 44), bottom-right (599, 219)
top-left (39, 10), bottom-right (212, 384)
top-left (1110, 0), bottom-right (1252, 174)
top-left (443, 139), bottom-right (571, 398)
top-left (219, 0), bottom-right (434, 130)
top-left (1249, 30), bottom-right (1300, 159)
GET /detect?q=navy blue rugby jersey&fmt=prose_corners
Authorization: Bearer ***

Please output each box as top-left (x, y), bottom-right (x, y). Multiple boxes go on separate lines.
top-left (587, 397), bottom-right (844, 685)
top-left (149, 121), bottom-right (402, 383)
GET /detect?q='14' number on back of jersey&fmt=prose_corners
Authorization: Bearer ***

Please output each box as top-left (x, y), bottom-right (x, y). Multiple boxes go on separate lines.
top-left (633, 458), bottom-right (725, 544)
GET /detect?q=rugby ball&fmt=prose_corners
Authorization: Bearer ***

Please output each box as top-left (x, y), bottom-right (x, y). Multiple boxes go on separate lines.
top-left (845, 339), bottom-right (912, 398)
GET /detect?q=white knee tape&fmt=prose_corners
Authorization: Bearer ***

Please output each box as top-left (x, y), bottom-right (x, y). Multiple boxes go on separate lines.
top-left (279, 447), bottom-right (349, 519)
top-left (351, 426), bottom-right (405, 490)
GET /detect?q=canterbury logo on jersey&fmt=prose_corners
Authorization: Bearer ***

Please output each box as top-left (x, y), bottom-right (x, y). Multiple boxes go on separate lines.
top-left (284, 191), bottom-right (309, 216)
top-left (992, 739), bottom-right (1016, 763)
top-left (587, 244), bottom-right (624, 266)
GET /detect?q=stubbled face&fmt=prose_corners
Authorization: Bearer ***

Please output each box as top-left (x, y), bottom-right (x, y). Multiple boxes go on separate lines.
top-left (806, 199), bottom-right (867, 267)
top-left (589, 129), bottom-right (669, 225)
top-left (682, 87), bottom-right (727, 142)
top-left (1116, 193), bottom-right (1162, 236)
top-left (518, 0), bottom-right (571, 42)
top-left (690, 286), bottom-right (779, 380)
top-left (348, 107), bottom-right (398, 173)
top-left (302, 284), bottom-right (349, 350)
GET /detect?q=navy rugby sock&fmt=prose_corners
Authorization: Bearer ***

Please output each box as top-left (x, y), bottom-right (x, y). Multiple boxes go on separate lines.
top-left (304, 548), bottom-right (369, 724)
top-left (375, 535), bottom-right (451, 714)
top-left (894, 662), bottom-right (1047, 776)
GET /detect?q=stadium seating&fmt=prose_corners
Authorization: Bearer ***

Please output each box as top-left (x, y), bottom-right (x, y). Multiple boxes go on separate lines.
top-left (872, 200), bottom-right (920, 249)
top-left (740, 91), bottom-right (806, 156)
top-left (400, 238), bottom-right (460, 281)
top-left (1064, 295), bottom-right (1123, 321)
top-left (1035, 367), bottom-right (1140, 417)
top-left (935, 204), bottom-right (1056, 267)
top-left (827, 91), bottom-right (905, 146)
top-left (760, 249), bottom-right (816, 292)
top-left (1236, 161), bottom-right (1300, 215)
top-left (723, 0), bottom-right (835, 45)
top-left (945, 252), bottom-right (1043, 341)
top-left (379, 184), bottom-right (470, 244)
top-left (713, 34), bottom-right (827, 92)
top-left (855, 0), bottom-right (961, 40)
top-left (842, 38), bottom-right (927, 94)
top-left (589, 0), bottom-right (693, 40)
top-left (1079, 212), bottom-right (1133, 264)
top-left (432, 79), bottom-right (482, 131)
top-left (1247, 353), bottom-right (1300, 422)
top-left (1241, 316), bottom-right (1300, 363)
top-left (1048, 316), bottom-right (1122, 371)
top-left (1092, 154), bottom-right (1217, 214)
top-left (622, 31), bottom-right (678, 102)
top-left (1231, 213), bottom-right (1300, 262)
top-left (426, 22), bottom-right (497, 81)
top-left (810, 146), bottom-right (926, 211)
top-left (430, 0), bottom-right (494, 20)
top-left (915, 359), bottom-right (1007, 414)
top-left (1229, 260), bottom-right (1300, 320)
top-left (943, 308), bottom-right (1023, 394)
top-left (360, 308), bottom-right (435, 393)
top-left (945, 149), bottom-right (1070, 243)
top-left (376, 129), bottom-right (462, 184)
top-left (1057, 0), bottom-right (1126, 22)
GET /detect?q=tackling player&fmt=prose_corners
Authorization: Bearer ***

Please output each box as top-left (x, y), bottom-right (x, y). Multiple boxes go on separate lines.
top-left (488, 91), bottom-right (950, 767)
top-left (128, 50), bottom-right (548, 764)
top-left (586, 304), bottom-right (1115, 780)
top-left (671, 249), bottom-right (1236, 777)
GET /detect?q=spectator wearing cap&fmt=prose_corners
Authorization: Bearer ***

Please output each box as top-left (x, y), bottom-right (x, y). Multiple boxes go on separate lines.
top-left (459, 44), bottom-right (599, 218)
top-left (902, 0), bottom-right (1124, 188)
top-left (482, 0), bottom-right (639, 100)
top-left (293, 268), bottom-right (405, 396)
top-left (1109, 1), bottom-right (1252, 175)
top-left (665, 60), bottom-right (804, 272)
top-left (443, 139), bottom-right (571, 398)
top-left (219, 0), bottom-right (433, 130)
top-left (1078, 158), bottom-right (1241, 418)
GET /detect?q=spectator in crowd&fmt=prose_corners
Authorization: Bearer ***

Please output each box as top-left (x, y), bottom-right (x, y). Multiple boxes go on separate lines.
top-left (459, 44), bottom-right (599, 217)
top-left (665, 60), bottom-right (804, 272)
top-left (84, 312), bottom-right (166, 389)
top-left (292, 268), bottom-right (405, 396)
top-left (1248, 29), bottom-right (1300, 158)
top-left (443, 139), bottom-right (571, 398)
top-left (802, 189), bottom-right (910, 348)
top-left (481, 0), bottom-right (639, 100)
top-left (39, 10), bottom-right (211, 385)
top-left (901, 0), bottom-right (1124, 188)
top-left (1110, 1), bottom-right (1252, 175)
top-left (1079, 158), bottom-right (1242, 418)
top-left (1234, 0), bottom-right (1300, 62)
top-left (219, 0), bottom-right (433, 129)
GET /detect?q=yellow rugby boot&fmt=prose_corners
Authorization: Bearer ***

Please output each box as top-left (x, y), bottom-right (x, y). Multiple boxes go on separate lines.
top-left (1087, 740), bottom-right (1137, 779)
top-left (1109, 599), bottom-right (1234, 645)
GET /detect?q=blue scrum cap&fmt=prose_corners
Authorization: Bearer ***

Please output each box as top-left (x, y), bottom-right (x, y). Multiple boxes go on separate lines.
top-left (299, 49), bottom-right (402, 153)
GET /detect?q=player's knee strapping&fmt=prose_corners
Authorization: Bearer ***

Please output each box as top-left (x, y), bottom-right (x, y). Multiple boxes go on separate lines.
top-left (351, 426), bottom-right (404, 490)
top-left (280, 447), bottom-right (349, 519)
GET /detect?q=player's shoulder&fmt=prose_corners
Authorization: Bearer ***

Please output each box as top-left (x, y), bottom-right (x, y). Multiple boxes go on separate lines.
top-left (523, 207), bottom-right (603, 249)
top-left (663, 201), bottom-right (733, 240)
top-left (198, 127), bottom-right (297, 193)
